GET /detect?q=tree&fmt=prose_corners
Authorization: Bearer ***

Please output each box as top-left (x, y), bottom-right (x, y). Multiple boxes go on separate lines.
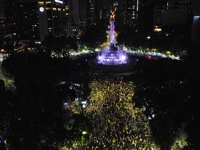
top-left (1, 52), bottom-right (71, 149)
top-left (42, 35), bottom-right (78, 57)
top-left (133, 57), bottom-right (191, 149)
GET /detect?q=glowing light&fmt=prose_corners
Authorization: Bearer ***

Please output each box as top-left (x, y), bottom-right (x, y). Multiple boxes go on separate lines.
top-left (148, 55), bottom-right (152, 59)
top-left (166, 51), bottom-right (171, 55)
top-left (38, 1), bottom-right (44, 5)
top-left (55, 0), bottom-right (63, 4)
top-left (98, 55), bottom-right (103, 60)
top-left (97, 45), bottom-right (128, 65)
top-left (120, 55), bottom-right (126, 61)
top-left (154, 26), bottom-right (162, 32)
top-left (82, 131), bottom-right (87, 135)
top-left (63, 102), bottom-right (68, 106)
top-left (146, 36), bottom-right (151, 39)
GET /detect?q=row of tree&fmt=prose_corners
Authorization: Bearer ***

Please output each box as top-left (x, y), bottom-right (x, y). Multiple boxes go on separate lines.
top-left (132, 42), bottom-right (200, 150)
top-left (0, 51), bottom-right (92, 149)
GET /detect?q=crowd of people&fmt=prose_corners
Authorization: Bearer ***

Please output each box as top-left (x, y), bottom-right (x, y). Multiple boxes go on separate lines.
top-left (82, 76), bottom-right (158, 149)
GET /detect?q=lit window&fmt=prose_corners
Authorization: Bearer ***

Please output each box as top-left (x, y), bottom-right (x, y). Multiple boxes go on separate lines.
top-left (65, 6), bottom-right (69, 11)
top-left (38, 2), bottom-right (44, 5)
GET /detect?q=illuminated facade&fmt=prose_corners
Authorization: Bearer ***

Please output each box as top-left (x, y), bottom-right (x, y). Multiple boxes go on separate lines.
top-left (38, 0), bottom-right (67, 40)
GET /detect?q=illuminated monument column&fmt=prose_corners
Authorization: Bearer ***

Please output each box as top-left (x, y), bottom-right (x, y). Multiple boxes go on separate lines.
top-left (96, 2), bottom-right (128, 65)
top-left (109, 10), bottom-right (115, 44)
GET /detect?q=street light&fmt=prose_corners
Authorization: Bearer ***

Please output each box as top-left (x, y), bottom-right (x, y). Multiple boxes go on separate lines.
top-left (81, 100), bottom-right (87, 109)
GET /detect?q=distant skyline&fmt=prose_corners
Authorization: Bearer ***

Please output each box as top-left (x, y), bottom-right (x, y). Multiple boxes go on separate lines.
top-left (0, 0), bottom-right (200, 17)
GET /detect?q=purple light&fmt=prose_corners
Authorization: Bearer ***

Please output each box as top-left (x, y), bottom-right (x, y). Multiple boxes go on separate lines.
top-left (97, 45), bottom-right (128, 65)
top-left (120, 55), bottom-right (126, 61)
top-left (98, 56), bottom-right (103, 60)
top-left (96, 10), bottom-right (128, 66)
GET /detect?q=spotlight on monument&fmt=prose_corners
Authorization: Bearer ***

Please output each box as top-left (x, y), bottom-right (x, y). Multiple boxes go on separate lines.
top-left (120, 55), bottom-right (126, 61)
top-left (96, 4), bottom-right (128, 66)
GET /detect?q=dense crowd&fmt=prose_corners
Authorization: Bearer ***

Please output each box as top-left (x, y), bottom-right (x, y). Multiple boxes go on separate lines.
top-left (83, 76), bottom-right (158, 149)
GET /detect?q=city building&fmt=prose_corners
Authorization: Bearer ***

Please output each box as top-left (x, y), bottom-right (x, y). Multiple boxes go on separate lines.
top-left (122, 0), bottom-right (139, 29)
top-left (153, 0), bottom-right (193, 38)
top-left (4, 0), bottom-right (39, 40)
top-left (3, 0), bottom-right (71, 41)
top-left (0, 15), bottom-right (6, 41)
top-left (38, 0), bottom-right (67, 40)
top-left (137, 0), bottom-right (169, 33)
top-left (94, 0), bottom-right (108, 21)
top-left (87, 0), bottom-right (95, 25)
top-left (0, 0), bottom-right (5, 40)
top-left (64, 0), bottom-right (90, 37)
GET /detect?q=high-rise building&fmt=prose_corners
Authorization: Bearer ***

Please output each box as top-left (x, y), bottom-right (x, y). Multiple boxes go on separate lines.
top-left (38, 0), bottom-right (67, 40)
top-left (65, 0), bottom-right (139, 37)
top-left (4, 0), bottom-right (39, 40)
top-left (0, 0), bottom-right (6, 40)
top-left (87, 0), bottom-right (95, 25)
top-left (64, 0), bottom-right (90, 37)
top-left (137, 0), bottom-right (169, 33)
top-left (3, 0), bottom-right (70, 41)
top-left (153, 0), bottom-right (193, 37)
top-left (137, 0), bottom-right (193, 35)
top-left (79, 0), bottom-right (88, 26)
top-left (122, 0), bottom-right (139, 28)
